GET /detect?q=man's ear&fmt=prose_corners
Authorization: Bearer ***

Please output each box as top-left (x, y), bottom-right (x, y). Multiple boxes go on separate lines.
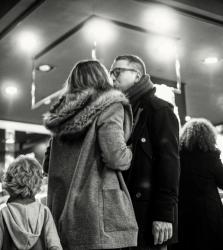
top-left (135, 72), bottom-right (142, 83)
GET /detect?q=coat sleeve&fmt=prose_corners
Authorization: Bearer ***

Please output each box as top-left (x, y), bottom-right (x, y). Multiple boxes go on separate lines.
top-left (42, 139), bottom-right (52, 174)
top-left (97, 103), bottom-right (132, 171)
top-left (151, 105), bottom-right (180, 223)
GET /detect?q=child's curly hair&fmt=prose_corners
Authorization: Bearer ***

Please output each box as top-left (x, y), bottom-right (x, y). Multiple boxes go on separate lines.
top-left (180, 118), bottom-right (217, 152)
top-left (3, 155), bottom-right (43, 198)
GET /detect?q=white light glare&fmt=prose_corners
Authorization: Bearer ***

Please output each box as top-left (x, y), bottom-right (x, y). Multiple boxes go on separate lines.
top-left (185, 116), bottom-right (191, 122)
top-left (84, 19), bottom-right (116, 44)
top-left (5, 138), bottom-right (15, 144)
top-left (203, 57), bottom-right (219, 64)
top-left (17, 31), bottom-right (39, 54)
top-left (148, 37), bottom-right (177, 61)
top-left (143, 6), bottom-right (177, 34)
top-left (4, 85), bottom-right (18, 97)
top-left (155, 84), bottom-right (175, 106)
top-left (44, 99), bottom-right (51, 105)
top-left (38, 64), bottom-right (53, 72)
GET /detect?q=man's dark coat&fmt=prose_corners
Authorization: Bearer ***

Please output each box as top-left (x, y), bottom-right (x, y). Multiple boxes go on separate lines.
top-left (124, 85), bottom-right (180, 247)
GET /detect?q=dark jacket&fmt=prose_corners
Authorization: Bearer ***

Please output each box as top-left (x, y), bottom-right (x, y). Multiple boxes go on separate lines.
top-left (43, 89), bottom-right (138, 250)
top-left (0, 197), bottom-right (62, 250)
top-left (177, 149), bottom-right (223, 250)
top-left (124, 82), bottom-right (180, 247)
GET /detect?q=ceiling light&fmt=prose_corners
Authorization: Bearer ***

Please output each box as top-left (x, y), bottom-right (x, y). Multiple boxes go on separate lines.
top-left (37, 64), bottom-right (54, 72)
top-left (148, 37), bottom-right (177, 61)
top-left (1, 80), bottom-right (19, 99)
top-left (84, 18), bottom-right (117, 44)
top-left (17, 31), bottom-right (39, 54)
top-left (2, 83), bottom-right (18, 98)
top-left (5, 86), bottom-right (18, 96)
top-left (143, 6), bottom-right (177, 34)
top-left (203, 57), bottom-right (219, 64)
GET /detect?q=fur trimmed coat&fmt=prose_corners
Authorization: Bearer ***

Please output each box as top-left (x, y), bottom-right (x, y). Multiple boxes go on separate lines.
top-left (43, 88), bottom-right (138, 250)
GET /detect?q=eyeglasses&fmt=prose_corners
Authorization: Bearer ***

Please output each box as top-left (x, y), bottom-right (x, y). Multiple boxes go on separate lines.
top-left (110, 67), bottom-right (138, 78)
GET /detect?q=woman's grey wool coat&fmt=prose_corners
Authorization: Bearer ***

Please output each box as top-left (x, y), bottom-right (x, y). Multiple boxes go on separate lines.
top-left (43, 88), bottom-right (138, 250)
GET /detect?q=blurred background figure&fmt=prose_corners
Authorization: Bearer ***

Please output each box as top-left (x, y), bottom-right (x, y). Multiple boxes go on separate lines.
top-left (0, 154), bottom-right (62, 250)
top-left (175, 118), bottom-right (223, 250)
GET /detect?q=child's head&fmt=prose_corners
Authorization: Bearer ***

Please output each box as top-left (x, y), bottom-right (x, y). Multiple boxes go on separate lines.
top-left (3, 155), bottom-right (43, 198)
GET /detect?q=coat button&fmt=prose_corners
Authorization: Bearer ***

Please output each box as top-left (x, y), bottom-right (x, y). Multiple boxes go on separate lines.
top-left (136, 192), bottom-right (141, 198)
top-left (141, 138), bottom-right (146, 143)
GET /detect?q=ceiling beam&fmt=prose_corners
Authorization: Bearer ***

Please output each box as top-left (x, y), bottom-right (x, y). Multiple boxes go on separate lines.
top-left (135, 0), bottom-right (223, 27)
top-left (0, 0), bottom-right (21, 20)
top-left (35, 14), bottom-right (179, 60)
top-left (0, 0), bottom-right (46, 40)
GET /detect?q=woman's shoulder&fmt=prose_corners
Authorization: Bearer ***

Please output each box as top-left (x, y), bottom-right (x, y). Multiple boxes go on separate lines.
top-left (97, 102), bottom-right (125, 124)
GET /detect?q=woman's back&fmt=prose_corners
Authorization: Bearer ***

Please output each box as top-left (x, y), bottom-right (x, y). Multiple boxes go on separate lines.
top-left (178, 149), bottom-right (223, 250)
top-left (180, 150), bottom-right (223, 201)
top-left (43, 88), bottom-right (138, 250)
top-left (43, 59), bottom-right (139, 249)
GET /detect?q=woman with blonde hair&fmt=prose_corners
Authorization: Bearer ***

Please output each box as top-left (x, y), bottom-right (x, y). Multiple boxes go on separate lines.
top-left (43, 60), bottom-right (138, 250)
top-left (176, 118), bottom-right (223, 250)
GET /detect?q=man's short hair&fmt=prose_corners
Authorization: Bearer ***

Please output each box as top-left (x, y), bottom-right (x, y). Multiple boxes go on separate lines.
top-left (114, 55), bottom-right (146, 75)
top-left (3, 155), bottom-right (43, 198)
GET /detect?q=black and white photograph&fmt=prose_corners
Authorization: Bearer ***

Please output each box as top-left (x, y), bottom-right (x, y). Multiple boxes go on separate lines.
top-left (0, 1), bottom-right (223, 249)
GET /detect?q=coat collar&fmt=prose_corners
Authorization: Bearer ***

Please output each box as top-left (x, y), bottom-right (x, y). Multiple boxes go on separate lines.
top-left (44, 88), bottom-right (130, 140)
top-left (125, 74), bottom-right (155, 117)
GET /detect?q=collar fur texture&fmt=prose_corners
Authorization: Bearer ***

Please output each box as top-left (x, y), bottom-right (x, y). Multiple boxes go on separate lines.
top-left (44, 88), bottom-right (129, 139)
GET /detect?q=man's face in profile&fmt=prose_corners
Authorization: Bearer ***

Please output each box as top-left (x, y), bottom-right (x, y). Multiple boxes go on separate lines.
top-left (110, 59), bottom-right (139, 92)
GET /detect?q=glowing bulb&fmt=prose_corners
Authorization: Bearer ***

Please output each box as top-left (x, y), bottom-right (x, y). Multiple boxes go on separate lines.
top-left (84, 18), bottom-right (116, 44)
top-left (203, 57), bottom-right (219, 64)
top-left (17, 31), bottom-right (39, 54)
top-left (4, 86), bottom-right (18, 96)
top-left (37, 64), bottom-right (54, 72)
top-left (143, 6), bottom-right (177, 34)
top-left (148, 37), bottom-right (177, 61)
top-left (1, 80), bottom-right (19, 98)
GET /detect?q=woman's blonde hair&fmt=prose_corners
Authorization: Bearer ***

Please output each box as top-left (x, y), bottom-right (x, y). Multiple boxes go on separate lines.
top-left (180, 118), bottom-right (217, 152)
top-left (3, 155), bottom-right (43, 198)
top-left (65, 59), bottom-right (112, 93)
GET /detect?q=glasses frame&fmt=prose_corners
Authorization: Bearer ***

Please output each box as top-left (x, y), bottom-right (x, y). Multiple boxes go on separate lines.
top-left (110, 67), bottom-right (138, 78)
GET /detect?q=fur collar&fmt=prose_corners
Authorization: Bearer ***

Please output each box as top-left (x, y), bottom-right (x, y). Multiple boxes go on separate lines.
top-left (44, 88), bottom-right (129, 139)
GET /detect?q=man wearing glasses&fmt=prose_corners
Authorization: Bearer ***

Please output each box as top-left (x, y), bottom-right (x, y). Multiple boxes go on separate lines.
top-left (110, 55), bottom-right (180, 250)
